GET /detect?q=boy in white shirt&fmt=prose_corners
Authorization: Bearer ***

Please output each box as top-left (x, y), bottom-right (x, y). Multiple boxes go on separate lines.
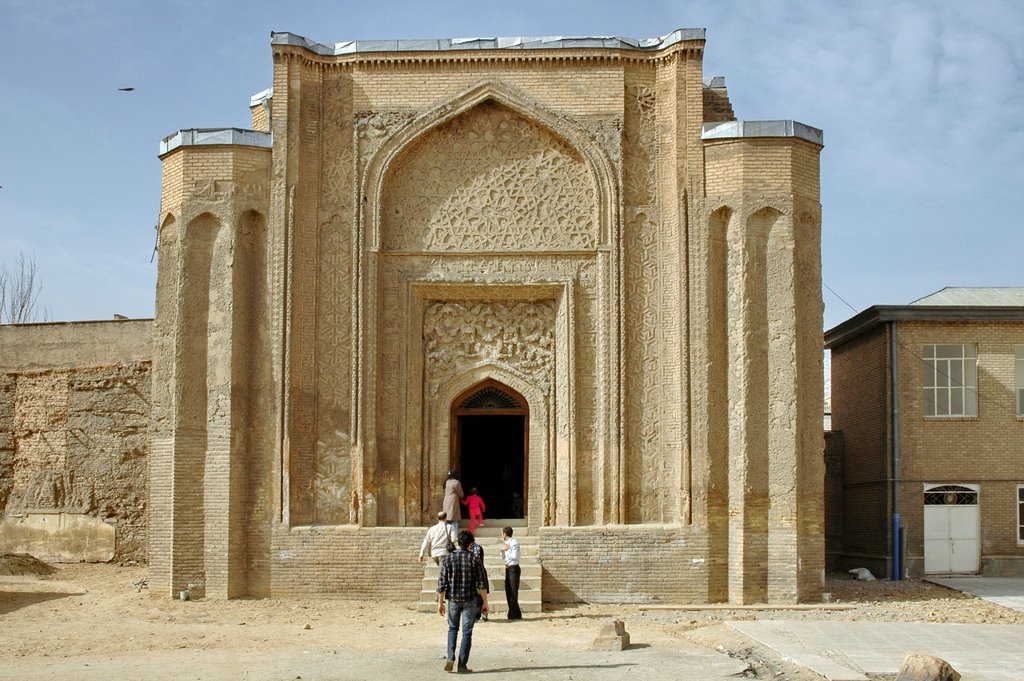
top-left (500, 526), bottom-right (522, 620)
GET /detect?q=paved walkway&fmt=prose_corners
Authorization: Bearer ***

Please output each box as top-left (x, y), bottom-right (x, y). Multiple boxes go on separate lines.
top-left (729, 620), bottom-right (1024, 681)
top-left (925, 576), bottom-right (1024, 613)
top-left (1, 641), bottom-right (753, 681)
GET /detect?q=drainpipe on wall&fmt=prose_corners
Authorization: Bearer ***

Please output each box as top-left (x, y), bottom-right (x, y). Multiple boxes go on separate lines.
top-left (890, 321), bottom-right (902, 581)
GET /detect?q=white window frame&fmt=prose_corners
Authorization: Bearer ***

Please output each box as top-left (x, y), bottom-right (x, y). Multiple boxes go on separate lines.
top-left (1018, 485), bottom-right (1024, 545)
top-left (1015, 346), bottom-right (1024, 417)
top-left (921, 344), bottom-right (978, 417)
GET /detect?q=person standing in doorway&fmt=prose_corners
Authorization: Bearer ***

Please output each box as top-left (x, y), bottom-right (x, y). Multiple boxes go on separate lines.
top-left (437, 530), bottom-right (489, 673)
top-left (511, 491), bottom-right (524, 518)
top-left (500, 526), bottom-right (522, 620)
top-left (443, 470), bottom-right (464, 535)
top-left (418, 511), bottom-right (456, 565)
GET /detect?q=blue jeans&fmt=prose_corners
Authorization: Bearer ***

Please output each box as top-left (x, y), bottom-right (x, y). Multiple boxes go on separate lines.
top-left (446, 600), bottom-right (478, 667)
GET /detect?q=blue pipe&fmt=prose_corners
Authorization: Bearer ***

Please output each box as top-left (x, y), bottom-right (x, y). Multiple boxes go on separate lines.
top-left (892, 513), bottom-right (901, 580)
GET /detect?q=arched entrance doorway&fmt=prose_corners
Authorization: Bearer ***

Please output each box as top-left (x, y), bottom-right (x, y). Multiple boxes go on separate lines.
top-left (450, 379), bottom-right (527, 519)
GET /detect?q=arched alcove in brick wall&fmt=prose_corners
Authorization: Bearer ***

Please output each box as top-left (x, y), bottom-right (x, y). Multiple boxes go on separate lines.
top-left (175, 212), bottom-right (224, 593)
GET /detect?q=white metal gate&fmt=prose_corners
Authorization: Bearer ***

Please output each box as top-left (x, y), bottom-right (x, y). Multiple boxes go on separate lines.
top-left (923, 484), bottom-right (980, 574)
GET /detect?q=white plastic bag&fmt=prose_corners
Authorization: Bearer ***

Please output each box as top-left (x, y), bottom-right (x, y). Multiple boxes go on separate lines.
top-left (848, 567), bottom-right (876, 581)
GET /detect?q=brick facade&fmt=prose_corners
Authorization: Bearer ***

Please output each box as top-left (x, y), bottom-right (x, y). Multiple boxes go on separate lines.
top-left (149, 29), bottom-right (825, 604)
top-left (827, 304), bottom-right (1024, 578)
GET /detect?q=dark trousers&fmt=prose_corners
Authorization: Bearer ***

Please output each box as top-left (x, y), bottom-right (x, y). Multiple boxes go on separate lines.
top-left (504, 564), bottom-right (522, 619)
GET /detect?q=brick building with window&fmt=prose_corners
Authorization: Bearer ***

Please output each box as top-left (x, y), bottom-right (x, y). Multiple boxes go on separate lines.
top-left (826, 287), bottom-right (1024, 578)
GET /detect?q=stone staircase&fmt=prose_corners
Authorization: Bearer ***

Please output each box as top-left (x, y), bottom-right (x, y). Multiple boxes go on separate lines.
top-left (417, 520), bottom-right (542, 614)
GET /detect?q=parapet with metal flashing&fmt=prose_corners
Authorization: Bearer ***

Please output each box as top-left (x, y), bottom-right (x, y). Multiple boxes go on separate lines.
top-left (159, 128), bottom-right (272, 157)
top-left (269, 29), bottom-right (706, 57)
top-left (701, 120), bottom-right (823, 145)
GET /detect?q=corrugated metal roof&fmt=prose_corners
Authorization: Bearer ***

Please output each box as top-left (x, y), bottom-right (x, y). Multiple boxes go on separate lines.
top-left (910, 287), bottom-right (1024, 306)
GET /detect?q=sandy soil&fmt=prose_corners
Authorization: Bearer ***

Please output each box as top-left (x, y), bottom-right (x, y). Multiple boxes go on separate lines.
top-left (2, 558), bottom-right (1022, 680)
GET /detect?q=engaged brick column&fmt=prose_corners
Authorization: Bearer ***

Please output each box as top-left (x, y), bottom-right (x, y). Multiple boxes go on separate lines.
top-left (154, 132), bottom-right (271, 598)
top-left (725, 207), bottom-right (771, 604)
top-left (702, 121), bottom-right (824, 604)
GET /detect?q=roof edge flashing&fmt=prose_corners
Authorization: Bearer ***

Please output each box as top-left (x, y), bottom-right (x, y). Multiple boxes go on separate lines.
top-left (702, 120), bottom-right (823, 145)
top-left (159, 128), bottom-right (272, 157)
top-left (249, 88), bottom-right (272, 108)
top-left (825, 304), bottom-right (1024, 349)
top-left (269, 29), bottom-right (706, 56)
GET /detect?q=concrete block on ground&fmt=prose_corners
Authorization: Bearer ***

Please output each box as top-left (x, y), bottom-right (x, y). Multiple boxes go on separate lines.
top-left (592, 619), bottom-right (630, 651)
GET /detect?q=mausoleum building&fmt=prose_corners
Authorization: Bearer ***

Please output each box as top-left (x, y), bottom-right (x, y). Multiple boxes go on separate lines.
top-left (150, 29), bottom-right (825, 604)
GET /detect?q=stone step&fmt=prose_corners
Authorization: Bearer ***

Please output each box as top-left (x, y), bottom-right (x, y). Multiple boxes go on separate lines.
top-left (459, 534), bottom-right (533, 544)
top-left (422, 552), bottom-right (538, 570)
top-left (417, 522), bottom-right (541, 613)
top-left (420, 572), bottom-right (541, 589)
top-left (422, 564), bottom-right (541, 581)
top-left (417, 600), bottom-right (542, 614)
top-left (452, 520), bottom-right (528, 537)
top-left (417, 590), bottom-right (542, 613)
top-left (421, 573), bottom-right (542, 592)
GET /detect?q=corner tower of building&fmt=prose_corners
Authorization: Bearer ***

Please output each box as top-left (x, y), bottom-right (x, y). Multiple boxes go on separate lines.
top-left (151, 29), bottom-right (824, 605)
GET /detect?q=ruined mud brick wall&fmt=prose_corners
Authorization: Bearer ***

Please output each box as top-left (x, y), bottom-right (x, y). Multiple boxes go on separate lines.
top-left (0, 321), bottom-right (152, 563)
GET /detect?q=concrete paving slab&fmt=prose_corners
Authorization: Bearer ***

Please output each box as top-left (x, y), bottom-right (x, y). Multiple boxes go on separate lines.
top-left (926, 576), bottom-right (1024, 613)
top-left (0, 639), bottom-right (752, 681)
top-left (728, 620), bottom-right (1024, 681)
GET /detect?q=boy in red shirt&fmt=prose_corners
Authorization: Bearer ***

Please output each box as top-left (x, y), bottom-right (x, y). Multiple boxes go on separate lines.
top-left (462, 487), bottom-right (486, 533)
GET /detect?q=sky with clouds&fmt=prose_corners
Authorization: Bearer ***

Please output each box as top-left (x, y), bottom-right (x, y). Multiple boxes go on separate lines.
top-left (1, 0), bottom-right (1021, 329)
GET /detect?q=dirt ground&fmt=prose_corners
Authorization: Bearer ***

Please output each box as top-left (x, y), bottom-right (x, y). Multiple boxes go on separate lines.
top-left (3, 557), bottom-right (1023, 680)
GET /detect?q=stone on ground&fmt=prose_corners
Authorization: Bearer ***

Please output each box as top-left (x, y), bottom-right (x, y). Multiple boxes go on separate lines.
top-left (592, 619), bottom-right (630, 651)
top-left (895, 653), bottom-right (960, 681)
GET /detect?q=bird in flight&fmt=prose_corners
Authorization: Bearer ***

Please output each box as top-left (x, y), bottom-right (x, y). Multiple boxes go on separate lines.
top-left (118, 87), bottom-right (135, 92)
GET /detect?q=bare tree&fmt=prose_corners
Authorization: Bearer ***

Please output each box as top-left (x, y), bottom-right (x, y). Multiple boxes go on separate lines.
top-left (0, 253), bottom-right (49, 324)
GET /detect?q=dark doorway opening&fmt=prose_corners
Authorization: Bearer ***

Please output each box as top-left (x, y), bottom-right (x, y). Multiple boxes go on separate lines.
top-left (451, 380), bottom-right (527, 520)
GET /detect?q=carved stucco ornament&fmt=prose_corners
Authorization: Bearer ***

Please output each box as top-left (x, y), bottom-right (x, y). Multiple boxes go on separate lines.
top-left (424, 300), bottom-right (556, 397)
top-left (381, 102), bottom-right (597, 253)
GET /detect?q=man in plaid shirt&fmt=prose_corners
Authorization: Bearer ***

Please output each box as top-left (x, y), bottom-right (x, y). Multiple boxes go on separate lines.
top-left (437, 530), bottom-right (489, 672)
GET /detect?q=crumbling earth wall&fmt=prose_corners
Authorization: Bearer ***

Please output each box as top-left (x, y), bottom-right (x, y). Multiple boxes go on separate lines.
top-left (0, 320), bottom-right (151, 563)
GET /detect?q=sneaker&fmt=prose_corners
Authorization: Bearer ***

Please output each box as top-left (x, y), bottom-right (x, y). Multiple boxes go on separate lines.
top-left (457, 666), bottom-right (473, 673)
top-left (444, 660), bottom-right (454, 672)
